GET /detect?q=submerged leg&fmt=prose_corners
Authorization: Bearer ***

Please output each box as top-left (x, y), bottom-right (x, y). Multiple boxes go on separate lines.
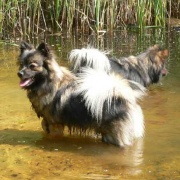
top-left (41, 119), bottom-right (50, 133)
top-left (100, 119), bottom-right (136, 147)
top-left (41, 119), bottom-right (64, 136)
top-left (101, 105), bottom-right (144, 147)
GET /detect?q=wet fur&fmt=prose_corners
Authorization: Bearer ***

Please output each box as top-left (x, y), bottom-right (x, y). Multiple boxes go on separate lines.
top-left (70, 45), bottom-right (168, 87)
top-left (17, 42), bottom-right (146, 147)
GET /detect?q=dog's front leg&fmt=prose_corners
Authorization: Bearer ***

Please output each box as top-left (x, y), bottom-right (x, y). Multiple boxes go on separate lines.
top-left (41, 118), bottom-right (50, 133)
top-left (41, 119), bottom-right (64, 136)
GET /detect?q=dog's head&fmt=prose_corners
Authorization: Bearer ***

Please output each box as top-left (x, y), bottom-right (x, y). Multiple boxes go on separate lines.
top-left (17, 42), bottom-right (52, 89)
top-left (148, 45), bottom-right (168, 76)
top-left (145, 45), bottom-right (168, 84)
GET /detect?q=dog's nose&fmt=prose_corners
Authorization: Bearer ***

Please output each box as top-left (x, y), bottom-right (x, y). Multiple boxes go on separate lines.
top-left (161, 68), bottom-right (168, 76)
top-left (17, 71), bottom-right (24, 78)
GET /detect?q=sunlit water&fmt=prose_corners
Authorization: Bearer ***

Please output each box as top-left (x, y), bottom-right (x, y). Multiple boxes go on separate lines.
top-left (0, 30), bottom-right (180, 179)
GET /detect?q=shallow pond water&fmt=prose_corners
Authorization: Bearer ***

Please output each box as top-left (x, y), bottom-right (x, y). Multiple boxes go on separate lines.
top-left (0, 30), bottom-right (180, 179)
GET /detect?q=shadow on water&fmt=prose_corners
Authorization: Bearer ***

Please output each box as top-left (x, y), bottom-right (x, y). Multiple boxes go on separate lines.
top-left (0, 28), bottom-right (180, 179)
top-left (0, 127), bottom-right (144, 163)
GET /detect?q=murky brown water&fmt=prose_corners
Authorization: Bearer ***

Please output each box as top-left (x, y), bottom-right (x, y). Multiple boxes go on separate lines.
top-left (0, 30), bottom-right (180, 180)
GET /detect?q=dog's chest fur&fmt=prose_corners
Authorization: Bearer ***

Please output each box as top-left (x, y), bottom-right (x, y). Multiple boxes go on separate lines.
top-left (27, 68), bottom-right (77, 124)
top-left (27, 81), bottom-right (58, 120)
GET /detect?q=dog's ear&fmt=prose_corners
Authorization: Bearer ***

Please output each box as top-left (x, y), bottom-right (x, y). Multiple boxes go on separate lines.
top-left (37, 42), bottom-right (50, 57)
top-left (157, 49), bottom-right (168, 62)
top-left (20, 41), bottom-right (33, 54)
top-left (153, 44), bottom-right (160, 50)
top-left (161, 49), bottom-right (168, 58)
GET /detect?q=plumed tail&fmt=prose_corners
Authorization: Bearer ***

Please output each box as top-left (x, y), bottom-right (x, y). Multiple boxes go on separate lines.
top-left (69, 48), bottom-right (111, 73)
top-left (75, 68), bottom-right (146, 121)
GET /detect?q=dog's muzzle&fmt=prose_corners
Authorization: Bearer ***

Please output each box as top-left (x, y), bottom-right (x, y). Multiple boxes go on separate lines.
top-left (17, 69), bottom-right (35, 88)
top-left (17, 70), bottom-right (24, 78)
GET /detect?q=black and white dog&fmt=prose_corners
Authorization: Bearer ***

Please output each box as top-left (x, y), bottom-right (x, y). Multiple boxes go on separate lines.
top-left (17, 42), bottom-right (146, 147)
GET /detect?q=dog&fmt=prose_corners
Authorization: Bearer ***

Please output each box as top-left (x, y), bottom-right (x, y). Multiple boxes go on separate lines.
top-left (69, 45), bottom-right (168, 87)
top-left (17, 41), bottom-right (146, 147)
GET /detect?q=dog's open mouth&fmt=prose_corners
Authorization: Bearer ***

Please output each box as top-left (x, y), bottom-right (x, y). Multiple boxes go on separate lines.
top-left (20, 78), bottom-right (34, 87)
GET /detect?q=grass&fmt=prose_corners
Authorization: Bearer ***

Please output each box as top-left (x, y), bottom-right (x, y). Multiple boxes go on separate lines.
top-left (0, 0), bottom-right (177, 39)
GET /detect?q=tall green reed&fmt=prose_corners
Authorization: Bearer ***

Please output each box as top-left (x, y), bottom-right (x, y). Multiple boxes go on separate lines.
top-left (0, 0), bottom-right (170, 39)
top-left (137, 0), bottom-right (166, 31)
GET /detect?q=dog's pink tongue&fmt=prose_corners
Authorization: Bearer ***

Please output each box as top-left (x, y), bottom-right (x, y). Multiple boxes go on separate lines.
top-left (20, 79), bottom-right (31, 87)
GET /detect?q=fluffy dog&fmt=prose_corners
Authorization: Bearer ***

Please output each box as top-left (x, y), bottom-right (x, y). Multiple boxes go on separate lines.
top-left (17, 42), bottom-right (146, 147)
top-left (69, 45), bottom-right (168, 87)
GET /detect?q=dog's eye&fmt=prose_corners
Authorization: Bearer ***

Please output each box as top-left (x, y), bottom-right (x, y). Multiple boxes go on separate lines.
top-left (29, 63), bottom-right (38, 69)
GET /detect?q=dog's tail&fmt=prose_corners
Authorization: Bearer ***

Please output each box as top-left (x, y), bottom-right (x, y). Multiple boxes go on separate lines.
top-left (69, 48), bottom-right (111, 73)
top-left (76, 68), bottom-right (146, 122)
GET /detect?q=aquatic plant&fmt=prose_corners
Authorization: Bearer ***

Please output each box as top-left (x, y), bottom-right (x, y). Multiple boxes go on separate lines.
top-left (0, 0), bottom-right (176, 39)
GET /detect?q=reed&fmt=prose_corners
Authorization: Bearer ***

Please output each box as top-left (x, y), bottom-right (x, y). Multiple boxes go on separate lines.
top-left (0, 0), bottom-right (173, 39)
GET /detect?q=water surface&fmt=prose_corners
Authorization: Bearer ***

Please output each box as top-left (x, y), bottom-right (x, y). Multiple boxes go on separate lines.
top-left (0, 30), bottom-right (180, 179)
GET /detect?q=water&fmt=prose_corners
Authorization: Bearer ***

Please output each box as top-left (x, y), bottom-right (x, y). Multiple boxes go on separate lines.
top-left (0, 29), bottom-right (180, 179)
